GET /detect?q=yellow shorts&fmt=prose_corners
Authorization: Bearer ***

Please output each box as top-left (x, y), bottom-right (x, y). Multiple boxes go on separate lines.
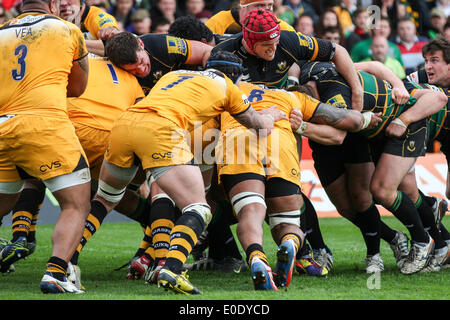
top-left (0, 115), bottom-right (88, 182)
top-left (73, 122), bottom-right (109, 180)
top-left (189, 117), bottom-right (220, 166)
top-left (105, 111), bottom-right (194, 170)
top-left (216, 127), bottom-right (301, 187)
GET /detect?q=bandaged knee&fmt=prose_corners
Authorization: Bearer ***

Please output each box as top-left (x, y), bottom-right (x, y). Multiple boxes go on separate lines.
top-left (151, 192), bottom-right (175, 206)
top-left (182, 202), bottom-right (212, 227)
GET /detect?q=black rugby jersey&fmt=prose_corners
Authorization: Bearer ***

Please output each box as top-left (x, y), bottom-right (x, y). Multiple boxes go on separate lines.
top-left (405, 82), bottom-right (450, 149)
top-left (138, 34), bottom-right (192, 92)
top-left (298, 61), bottom-right (417, 139)
top-left (212, 31), bottom-right (335, 88)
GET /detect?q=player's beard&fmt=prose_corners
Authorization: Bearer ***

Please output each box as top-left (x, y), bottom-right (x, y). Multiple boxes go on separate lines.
top-left (62, 5), bottom-right (82, 27)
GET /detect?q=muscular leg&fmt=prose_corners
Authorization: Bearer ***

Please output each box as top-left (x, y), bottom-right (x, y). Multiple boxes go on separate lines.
top-left (153, 165), bottom-right (211, 274)
top-left (371, 154), bottom-right (429, 244)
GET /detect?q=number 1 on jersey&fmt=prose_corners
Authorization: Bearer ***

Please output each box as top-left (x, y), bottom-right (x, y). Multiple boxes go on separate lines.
top-left (12, 44), bottom-right (28, 81)
top-left (161, 75), bottom-right (194, 91)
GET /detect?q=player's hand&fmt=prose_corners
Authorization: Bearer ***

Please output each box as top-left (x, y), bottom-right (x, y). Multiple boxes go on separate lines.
top-left (366, 112), bottom-right (382, 130)
top-left (385, 118), bottom-right (407, 138)
top-left (259, 105), bottom-right (288, 122)
top-left (391, 86), bottom-right (410, 105)
top-left (289, 108), bottom-right (304, 131)
top-left (97, 27), bottom-right (120, 41)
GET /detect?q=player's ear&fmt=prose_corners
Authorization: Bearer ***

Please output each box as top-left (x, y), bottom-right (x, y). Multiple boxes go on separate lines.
top-left (49, 0), bottom-right (59, 16)
top-left (137, 38), bottom-right (145, 50)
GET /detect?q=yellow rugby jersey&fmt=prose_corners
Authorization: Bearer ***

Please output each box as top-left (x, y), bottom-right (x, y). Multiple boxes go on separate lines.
top-left (0, 12), bottom-right (88, 117)
top-left (67, 57), bottom-right (144, 131)
top-left (221, 82), bottom-right (320, 131)
top-left (206, 9), bottom-right (295, 35)
top-left (81, 6), bottom-right (118, 40)
top-left (129, 69), bottom-right (250, 131)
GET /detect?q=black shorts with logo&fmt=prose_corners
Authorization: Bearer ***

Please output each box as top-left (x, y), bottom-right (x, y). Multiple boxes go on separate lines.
top-left (369, 118), bottom-right (428, 164)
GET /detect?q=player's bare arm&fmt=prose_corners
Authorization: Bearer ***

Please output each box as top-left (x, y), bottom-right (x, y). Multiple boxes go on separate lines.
top-left (289, 108), bottom-right (346, 144)
top-left (67, 55), bottom-right (89, 97)
top-left (333, 44), bottom-right (364, 111)
top-left (385, 89), bottom-right (448, 138)
top-left (311, 103), bottom-right (382, 132)
top-left (233, 105), bottom-right (287, 135)
top-left (355, 61), bottom-right (410, 105)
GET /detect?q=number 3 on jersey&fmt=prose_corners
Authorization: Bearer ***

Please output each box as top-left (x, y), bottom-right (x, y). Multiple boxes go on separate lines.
top-left (12, 44), bottom-right (28, 81)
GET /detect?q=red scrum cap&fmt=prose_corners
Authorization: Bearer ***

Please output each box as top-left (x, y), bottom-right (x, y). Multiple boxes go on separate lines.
top-left (242, 8), bottom-right (280, 52)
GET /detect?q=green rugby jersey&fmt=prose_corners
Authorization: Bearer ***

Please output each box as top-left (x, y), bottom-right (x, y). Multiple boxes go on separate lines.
top-left (404, 82), bottom-right (449, 143)
top-left (298, 61), bottom-right (416, 139)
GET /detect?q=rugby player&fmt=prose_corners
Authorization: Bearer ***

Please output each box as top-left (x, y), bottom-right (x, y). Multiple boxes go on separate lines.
top-left (216, 81), bottom-right (380, 290)
top-left (60, 0), bottom-right (120, 56)
top-left (296, 60), bottom-right (447, 274)
top-left (0, 0), bottom-right (90, 293)
top-left (206, 0), bottom-right (294, 35)
top-left (90, 51), bottom-right (286, 295)
top-left (104, 31), bottom-right (213, 94)
top-left (211, 8), bottom-right (363, 112)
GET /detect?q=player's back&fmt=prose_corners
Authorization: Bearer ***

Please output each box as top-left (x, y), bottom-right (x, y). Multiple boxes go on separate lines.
top-left (223, 82), bottom-right (319, 132)
top-left (0, 12), bottom-right (86, 117)
top-left (67, 56), bottom-right (144, 131)
top-left (129, 69), bottom-right (249, 130)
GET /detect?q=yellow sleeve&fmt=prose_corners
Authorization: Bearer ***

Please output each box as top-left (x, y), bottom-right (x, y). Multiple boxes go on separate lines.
top-left (279, 19), bottom-right (295, 31)
top-left (83, 6), bottom-right (118, 39)
top-left (69, 23), bottom-right (88, 60)
top-left (292, 91), bottom-right (320, 121)
top-left (225, 78), bottom-right (251, 116)
top-left (205, 11), bottom-right (234, 35)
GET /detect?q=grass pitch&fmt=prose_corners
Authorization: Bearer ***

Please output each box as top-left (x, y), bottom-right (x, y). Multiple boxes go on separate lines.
top-left (0, 216), bottom-right (449, 302)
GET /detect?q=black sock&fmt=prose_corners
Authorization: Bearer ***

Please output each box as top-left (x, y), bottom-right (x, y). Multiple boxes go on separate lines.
top-left (378, 219), bottom-right (397, 243)
top-left (302, 193), bottom-right (326, 250)
top-left (46, 256), bottom-right (68, 281)
top-left (420, 191), bottom-right (437, 208)
top-left (11, 188), bottom-right (45, 242)
top-left (208, 201), bottom-right (242, 261)
top-left (165, 211), bottom-right (205, 274)
top-left (245, 243), bottom-right (269, 266)
top-left (354, 203), bottom-right (381, 256)
top-left (415, 194), bottom-right (446, 249)
top-left (70, 200), bottom-right (108, 265)
top-left (295, 242), bottom-right (311, 259)
top-left (388, 191), bottom-right (428, 243)
top-left (149, 198), bottom-right (177, 265)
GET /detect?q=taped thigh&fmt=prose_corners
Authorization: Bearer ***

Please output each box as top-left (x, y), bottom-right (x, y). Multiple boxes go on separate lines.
top-left (0, 180), bottom-right (25, 194)
top-left (103, 160), bottom-right (138, 181)
top-left (230, 191), bottom-right (266, 216)
top-left (97, 179), bottom-right (127, 203)
top-left (43, 168), bottom-right (91, 193)
top-left (268, 209), bottom-right (301, 229)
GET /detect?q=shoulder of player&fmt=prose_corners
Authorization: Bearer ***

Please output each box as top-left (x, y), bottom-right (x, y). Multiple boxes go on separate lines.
top-left (213, 33), bottom-right (242, 50)
top-left (278, 19), bottom-right (295, 32)
top-left (278, 30), bottom-right (314, 47)
top-left (208, 10), bottom-right (232, 21)
top-left (140, 33), bottom-right (191, 50)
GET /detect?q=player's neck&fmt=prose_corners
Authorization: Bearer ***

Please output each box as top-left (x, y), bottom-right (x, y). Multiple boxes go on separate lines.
top-left (21, 4), bottom-right (52, 15)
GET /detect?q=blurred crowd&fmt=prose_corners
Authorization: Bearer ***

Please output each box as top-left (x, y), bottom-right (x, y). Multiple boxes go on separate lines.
top-left (2, 0), bottom-right (450, 80)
